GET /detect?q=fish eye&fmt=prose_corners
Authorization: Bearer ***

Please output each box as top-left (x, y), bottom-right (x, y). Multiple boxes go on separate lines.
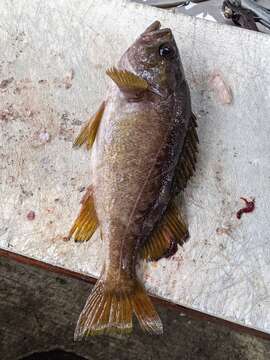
top-left (159, 44), bottom-right (175, 59)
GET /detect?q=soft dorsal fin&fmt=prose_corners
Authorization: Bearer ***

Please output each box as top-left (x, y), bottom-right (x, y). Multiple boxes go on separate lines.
top-left (68, 186), bottom-right (99, 242)
top-left (140, 202), bottom-right (188, 262)
top-left (73, 101), bottom-right (105, 150)
top-left (106, 67), bottom-right (149, 93)
top-left (175, 113), bottom-right (199, 192)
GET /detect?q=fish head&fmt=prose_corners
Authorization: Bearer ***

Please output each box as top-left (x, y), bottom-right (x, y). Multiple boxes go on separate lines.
top-left (119, 21), bottom-right (185, 97)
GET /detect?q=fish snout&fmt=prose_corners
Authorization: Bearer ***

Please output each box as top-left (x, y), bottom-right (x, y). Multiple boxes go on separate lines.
top-left (142, 20), bottom-right (161, 34)
top-left (141, 27), bottom-right (173, 44)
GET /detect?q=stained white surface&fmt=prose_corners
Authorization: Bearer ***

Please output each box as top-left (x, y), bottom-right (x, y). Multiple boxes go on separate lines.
top-left (0, 0), bottom-right (270, 333)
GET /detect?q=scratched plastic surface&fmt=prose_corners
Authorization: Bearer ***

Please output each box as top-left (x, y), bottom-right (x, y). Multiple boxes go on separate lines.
top-left (0, 0), bottom-right (270, 334)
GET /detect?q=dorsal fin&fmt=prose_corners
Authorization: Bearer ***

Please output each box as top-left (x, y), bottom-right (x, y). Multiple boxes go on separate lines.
top-left (175, 113), bottom-right (199, 192)
top-left (140, 202), bottom-right (188, 262)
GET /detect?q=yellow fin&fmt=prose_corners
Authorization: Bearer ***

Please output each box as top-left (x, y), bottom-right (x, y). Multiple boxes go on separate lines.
top-left (175, 113), bottom-right (199, 192)
top-left (132, 281), bottom-right (163, 334)
top-left (68, 186), bottom-right (98, 242)
top-left (106, 67), bottom-right (149, 92)
top-left (73, 101), bottom-right (105, 150)
top-left (74, 276), bottom-right (162, 339)
top-left (141, 202), bottom-right (189, 262)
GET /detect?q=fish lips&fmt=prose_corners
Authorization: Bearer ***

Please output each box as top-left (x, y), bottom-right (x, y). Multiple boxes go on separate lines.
top-left (142, 20), bottom-right (161, 34)
top-left (141, 21), bottom-right (173, 44)
top-left (141, 28), bottom-right (173, 45)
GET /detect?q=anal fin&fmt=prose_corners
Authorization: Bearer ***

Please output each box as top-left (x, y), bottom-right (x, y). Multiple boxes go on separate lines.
top-left (69, 186), bottom-right (99, 242)
top-left (73, 101), bottom-right (105, 150)
top-left (140, 202), bottom-right (189, 262)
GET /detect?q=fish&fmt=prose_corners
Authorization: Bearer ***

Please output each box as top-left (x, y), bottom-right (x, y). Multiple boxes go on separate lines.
top-left (69, 20), bottom-right (199, 339)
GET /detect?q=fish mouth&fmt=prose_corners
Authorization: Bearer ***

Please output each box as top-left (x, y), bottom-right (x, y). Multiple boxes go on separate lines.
top-left (142, 20), bottom-right (161, 34)
top-left (141, 22), bottom-right (172, 43)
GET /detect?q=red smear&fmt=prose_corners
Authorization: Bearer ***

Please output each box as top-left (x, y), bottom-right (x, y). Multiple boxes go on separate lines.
top-left (236, 197), bottom-right (255, 219)
top-left (27, 211), bottom-right (35, 221)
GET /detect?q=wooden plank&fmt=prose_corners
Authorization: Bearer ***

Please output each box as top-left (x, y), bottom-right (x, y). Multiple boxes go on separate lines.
top-left (0, 0), bottom-right (270, 335)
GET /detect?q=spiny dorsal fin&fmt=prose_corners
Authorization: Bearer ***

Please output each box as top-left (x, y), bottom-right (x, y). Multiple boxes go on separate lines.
top-left (175, 113), bottom-right (199, 192)
top-left (140, 202), bottom-right (189, 262)
top-left (68, 186), bottom-right (99, 242)
top-left (106, 67), bottom-right (149, 92)
top-left (73, 101), bottom-right (105, 150)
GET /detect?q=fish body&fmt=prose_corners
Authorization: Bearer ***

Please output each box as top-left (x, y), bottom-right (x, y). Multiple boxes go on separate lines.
top-left (70, 21), bottom-right (198, 339)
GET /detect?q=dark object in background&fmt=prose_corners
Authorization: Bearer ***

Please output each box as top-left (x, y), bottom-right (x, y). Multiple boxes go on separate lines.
top-left (148, 0), bottom-right (189, 8)
top-left (142, 0), bottom-right (212, 9)
top-left (222, 0), bottom-right (270, 30)
top-left (20, 350), bottom-right (86, 360)
top-left (223, 1), bottom-right (259, 30)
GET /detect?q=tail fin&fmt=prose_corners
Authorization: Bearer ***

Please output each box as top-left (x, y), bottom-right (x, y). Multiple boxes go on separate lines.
top-left (74, 278), bottom-right (163, 339)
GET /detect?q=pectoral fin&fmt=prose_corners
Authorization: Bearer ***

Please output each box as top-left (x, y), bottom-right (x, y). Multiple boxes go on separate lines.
top-left (106, 67), bottom-right (149, 93)
top-left (73, 101), bottom-right (105, 150)
top-left (140, 202), bottom-right (189, 262)
top-left (68, 186), bottom-right (99, 242)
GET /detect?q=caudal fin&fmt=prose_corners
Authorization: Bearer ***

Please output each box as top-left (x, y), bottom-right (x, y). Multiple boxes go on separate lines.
top-left (74, 278), bottom-right (163, 339)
